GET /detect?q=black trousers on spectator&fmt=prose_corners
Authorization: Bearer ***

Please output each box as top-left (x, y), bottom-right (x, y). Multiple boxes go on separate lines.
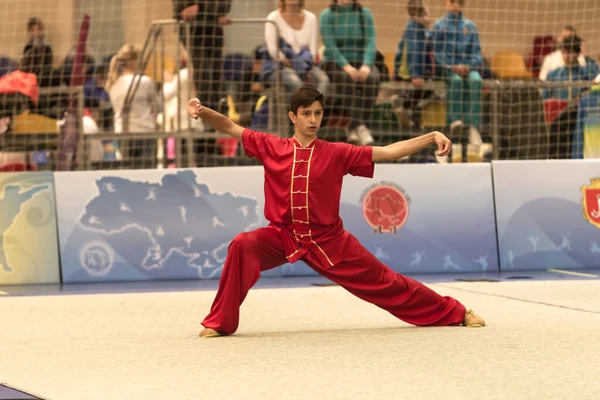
top-left (180, 25), bottom-right (224, 112)
top-left (180, 28), bottom-right (223, 156)
top-left (395, 78), bottom-right (435, 126)
top-left (189, 45), bottom-right (223, 112)
top-left (321, 61), bottom-right (381, 131)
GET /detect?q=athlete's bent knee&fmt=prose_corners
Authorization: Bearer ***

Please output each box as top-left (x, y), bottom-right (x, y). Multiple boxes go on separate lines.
top-left (229, 232), bottom-right (257, 251)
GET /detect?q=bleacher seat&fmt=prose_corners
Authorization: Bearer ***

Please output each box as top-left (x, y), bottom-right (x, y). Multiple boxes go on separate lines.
top-left (420, 101), bottom-right (446, 128)
top-left (11, 110), bottom-right (59, 134)
top-left (491, 50), bottom-right (532, 79)
top-left (144, 55), bottom-right (176, 83)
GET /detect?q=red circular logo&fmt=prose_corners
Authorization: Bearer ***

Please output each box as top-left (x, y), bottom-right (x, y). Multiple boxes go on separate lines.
top-left (362, 184), bottom-right (409, 234)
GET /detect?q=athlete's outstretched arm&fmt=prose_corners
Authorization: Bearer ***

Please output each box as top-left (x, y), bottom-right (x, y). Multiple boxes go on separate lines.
top-left (371, 131), bottom-right (451, 162)
top-left (187, 98), bottom-right (244, 140)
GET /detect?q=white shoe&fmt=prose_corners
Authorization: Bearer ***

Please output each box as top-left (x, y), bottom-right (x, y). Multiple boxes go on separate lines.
top-left (356, 125), bottom-right (374, 146)
top-left (347, 129), bottom-right (360, 144)
top-left (468, 126), bottom-right (483, 145)
top-left (479, 143), bottom-right (493, 159)
top-left (466, 126), bottom-right (481, 156)
top-left (394, 107), bottom-right (414, 128)
top-left (450, 120), bottom-right (464, 138)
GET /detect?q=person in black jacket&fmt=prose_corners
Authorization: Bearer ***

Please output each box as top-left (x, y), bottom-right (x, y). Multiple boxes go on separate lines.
top-left (23, 17), bottom-right (54, 87)
top-left (173, 0), bottom-right (232, 126)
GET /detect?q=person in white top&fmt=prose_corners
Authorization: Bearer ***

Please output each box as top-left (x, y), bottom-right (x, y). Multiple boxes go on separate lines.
top-left (160, 60), bottom-right (204, 132)
top-left (539, 26), bottom-right (586, 81)
top-left (106, 44), bottom-right (158, 160)
top-left (264, 0), bottom-right (329, 95)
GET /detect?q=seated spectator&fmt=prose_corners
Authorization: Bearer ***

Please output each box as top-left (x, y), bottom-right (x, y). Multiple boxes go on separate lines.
top-left (393, 0), bottom-right (434, 127)
top-left (105, 44), bottom-right (158, 160)
top-left (84, 63), bottom-right (114, 132)
top-left (84, 64), bottom-right (110, 107)
top-left (572, 75), bottom-right (600, 159)
top-left (432, 0), bottom-right (483, 149)
top-left (51, 43), bottom-right (97, 87)
top-left (161, 58), bottom-right (204, 132)
top-left (22, 17), bottom-right (54, 87)
top-left (319, 0), bottom-right (379, 146)
top-left (539, 25), bottom-right (587, 81)
top-left (262, 0), bottom-right (329, 97)
top-left (0, 50), bottom-right (41, 117)
top-left (0, 57), bottom-right (19, 79)
top-left (544, 35), bottom-right (599, 101)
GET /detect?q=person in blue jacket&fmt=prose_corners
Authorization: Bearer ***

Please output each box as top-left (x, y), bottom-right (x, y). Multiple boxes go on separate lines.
top-left (432, 0), bottom-right (483, 144)
top-left (395, 0), bottom-right (432, 84)
top-left (572, 81), bottom-right (600, 159)
top-left (392, 0), bottom-right (434, 128)
top-left (544, 35), bottom-right (600, 101)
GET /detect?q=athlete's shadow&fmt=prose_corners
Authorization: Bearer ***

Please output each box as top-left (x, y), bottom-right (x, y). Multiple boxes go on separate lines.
top-left (216, 324), bottom-right (455, 339)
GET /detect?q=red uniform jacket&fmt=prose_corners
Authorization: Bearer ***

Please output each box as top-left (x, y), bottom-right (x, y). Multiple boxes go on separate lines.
top-left (242, 128), bottom-right (374, 269)
top-left (0, 71), bottom-right (39, 104)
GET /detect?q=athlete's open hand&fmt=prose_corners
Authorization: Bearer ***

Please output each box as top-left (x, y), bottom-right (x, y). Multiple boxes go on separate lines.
top-left (433, 131), bottom-right (452, 156)
top-left (188, 98), bottom-right (202, 120)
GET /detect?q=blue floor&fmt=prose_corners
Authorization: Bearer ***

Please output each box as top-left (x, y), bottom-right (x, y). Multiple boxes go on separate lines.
top-left (0, 384), bottom-right (42, 400)
top-left (1, 269), bottom-right (599, 297)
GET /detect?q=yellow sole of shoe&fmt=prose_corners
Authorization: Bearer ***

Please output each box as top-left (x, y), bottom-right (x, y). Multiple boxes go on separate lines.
top-left (467, 324), bottom-right (485, 328)
top-left (200, 334), bottom-right (221, 338)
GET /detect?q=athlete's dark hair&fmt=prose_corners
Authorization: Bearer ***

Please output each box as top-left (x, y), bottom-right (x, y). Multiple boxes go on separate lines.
top-left (289, 86), bottom-right (325, 114)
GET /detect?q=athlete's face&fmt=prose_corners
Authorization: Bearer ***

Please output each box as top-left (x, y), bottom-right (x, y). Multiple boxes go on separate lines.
top-left (289, 101), bottom-right (323, 138)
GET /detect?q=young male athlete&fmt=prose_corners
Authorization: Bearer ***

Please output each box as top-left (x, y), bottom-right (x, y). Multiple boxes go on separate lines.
top-left (188, 86), bottom-right (485, 337)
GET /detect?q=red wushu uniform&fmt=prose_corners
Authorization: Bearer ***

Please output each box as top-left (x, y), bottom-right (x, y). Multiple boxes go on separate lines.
top-left (201, 129), bottom-right (467, 335)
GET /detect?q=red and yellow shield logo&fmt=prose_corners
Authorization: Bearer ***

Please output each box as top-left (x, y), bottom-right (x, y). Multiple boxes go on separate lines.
top-left (362, 183), bottom-right (410, 234)
top-left (582, 178), bottom-right (600, 229)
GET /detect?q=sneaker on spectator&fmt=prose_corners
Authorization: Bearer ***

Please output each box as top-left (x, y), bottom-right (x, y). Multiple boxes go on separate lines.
top-left (468, 125), bottom-right (483, 145)
top-left (347, 129), bottom-right (360, 145)
top-left (396, 107), bottom-right (415, 128)
top-left (356, 124), bottom-right (374, 146)
top-left (391, 95), bottom-right (414, 128)
top-left (450, 120), bottom-right (464, 139)
top-left (469, 125), bottom-right (482, 152)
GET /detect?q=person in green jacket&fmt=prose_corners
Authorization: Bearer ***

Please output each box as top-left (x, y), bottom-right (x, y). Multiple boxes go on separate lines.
top-left (320, 0), bottom-right (379, 146)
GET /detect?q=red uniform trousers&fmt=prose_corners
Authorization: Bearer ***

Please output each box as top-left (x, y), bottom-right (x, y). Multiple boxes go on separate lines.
top-left (201, 226), bottom-right (467, 335)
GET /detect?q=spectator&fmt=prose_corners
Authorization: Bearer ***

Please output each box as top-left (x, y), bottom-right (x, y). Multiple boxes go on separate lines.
top-left (84, 63), bottom-right (113, 131)
top-left (262, 0), bottom-right (329, 97)
top-left (161, 57), bottom-right (204, 132)
top-left (539, 25), bottom-right (587, 81)
top-left (432, 0), bottom-right (483, 148)
top-left (105, 44), bottom-right (158, 160)
top-left (319, 0), bottom-right (379, 146)
top-left (544, 35), bottom-right (599, 101)
top-left (392, 0), bottom-right (434, 128)
top-left (22, 17), bottom-right (54, 87)
top-left (173, 0), bottom-right (232, 131)
top-left (82, 64), bottom-right (109, 158)
top-left (572, 75), bottom-right (600, 159)
top-left (0, 49), bottom-right (41, 117)
top-left (84, 64), bottom-right (110, 107)
top-left (55, 45), bottom-right (97, 86)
